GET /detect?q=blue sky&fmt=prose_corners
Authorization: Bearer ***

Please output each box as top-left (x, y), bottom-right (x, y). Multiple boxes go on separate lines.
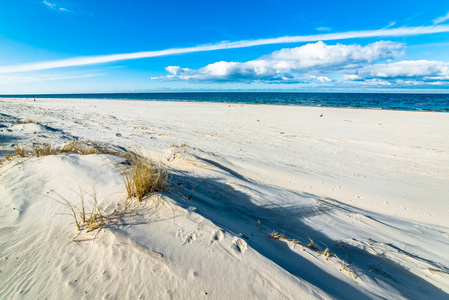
top-left (1, 0), bottom-right (449, 94)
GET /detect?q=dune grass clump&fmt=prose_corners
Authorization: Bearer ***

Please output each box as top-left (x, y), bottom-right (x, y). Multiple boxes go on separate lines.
top-left (1, 144), bottom-right (29, 162)
top-left (17, 118), bottom-right (41, 125)
top-left (269, 231), bottom-right (322, 252)
top-left (170, 142), bottom-right (188, 148)
top-left (59, 140), bottom-right (122, 156)
top-left (55, 188), bottom-right (105, 233)
top-left (34, 142), bottom-right (53, 157)
top-left (269, 231), bottom-right (304, 246)
top-left (122, 152), bottom-right (170, 202)
top-left (269, 230), bottom-right (357, 278)
top-left (4, 140), bottom-right (170, 202)
top-left (3, 140), bottom-right (172, 240)
top-left (1, 140), bottom-right (129, 162)
top-left (14, 144), bottom-right (28, 157)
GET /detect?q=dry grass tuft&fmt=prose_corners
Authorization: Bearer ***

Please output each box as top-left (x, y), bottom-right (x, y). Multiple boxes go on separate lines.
top-left (85, 189), bottom-right (105, 232)
top-left (170, 142), bottom-right (188, 148)
top-left (17, 118), bottom-right (41, 125)
top-left (1, 140), bottom-right (129, 162)
top-left (269, 230), bottom-right (357, 278)
top-left (60, 140), bottom-right (123, 156)
top-left (269, 231), bottom-right (305, 246)
top-left (122, 151), bottom-right (170, 202)
top-left (307, 237), bottom-right (321, 251)
top-left (339, 258), bottom-right (358, 279)
top-left (54, 188), bottom-right (106, 233)
top-left (269, 231), bottom-right (321, 250)
top-left (34, 142), bottom-right (53, 157)
top-left (13, 144), bottom-right (28, 158)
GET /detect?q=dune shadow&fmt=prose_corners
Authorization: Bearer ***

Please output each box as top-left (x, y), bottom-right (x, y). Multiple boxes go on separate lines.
top-left (167, 171), bottom-right (448, 299)
top-left (0, 133), bottom-right (20, 145)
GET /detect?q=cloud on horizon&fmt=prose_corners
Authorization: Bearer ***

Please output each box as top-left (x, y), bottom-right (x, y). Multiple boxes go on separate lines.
top-left (154, 41), bottom-right (449, 88)
top-left (153, 41), bottom-right (404, 83)
top-left (351, 60), bottom-right (449, 79)
top-left (1, 24), bottom-right (449, 74)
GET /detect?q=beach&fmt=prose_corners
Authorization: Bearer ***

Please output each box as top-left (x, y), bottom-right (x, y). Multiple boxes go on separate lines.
top-left (1, 97), bottom-right (448, 299)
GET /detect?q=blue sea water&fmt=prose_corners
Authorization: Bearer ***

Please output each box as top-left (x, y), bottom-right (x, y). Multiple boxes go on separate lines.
top-left (2, 92), bottom-right (449, 112)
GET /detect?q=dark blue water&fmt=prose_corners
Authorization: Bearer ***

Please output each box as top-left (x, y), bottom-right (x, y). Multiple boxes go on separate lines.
top-left (2, 92), bottom-right (449, 112)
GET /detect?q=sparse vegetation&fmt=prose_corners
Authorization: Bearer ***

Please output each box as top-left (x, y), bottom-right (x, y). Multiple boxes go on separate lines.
top-left (2, 139), bottom-right (172, 241)
top-left (17, 118), bottom-right (42, 125)
top-left (53, 188), bottom-right (106, 233)
top-left (1, 140), bottom-right (129, 162)
top-left (34, 142), bottom-right (53, 157)
top-left (122, 151), bottom-right (170, 202)
top-left (170, 142), bottom-right (188, 148)
top-left (14, 144), bottom-right (28, 157)
top-left (59, 140), bottom-right (123, 156)
top-left (269, 230), bottom-right (357, 278)
top-left (307, 237), bottom-right (321, 251)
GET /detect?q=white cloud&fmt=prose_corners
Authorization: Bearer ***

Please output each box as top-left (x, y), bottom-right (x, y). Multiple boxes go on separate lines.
top-left (349, 60), bottom-right (449, 80)
top-left (43, 1), bottom-right (70, 12)
top-left (43, 1), bottom-right (56, 9)
top-left (383, 21), bottom-right (396, 29)
top-left (316, 27), bottom-right (331, 31)
top-left (1, 24), bottom-right (449, 74)
top-left (153, 41), bottom-right (404, 83)
top-left (316, 76), bottom-right (332, 82)
top-left (433, 11), bottom-right (449, 25)
top-left (344, 74), bottom-right (361, 80)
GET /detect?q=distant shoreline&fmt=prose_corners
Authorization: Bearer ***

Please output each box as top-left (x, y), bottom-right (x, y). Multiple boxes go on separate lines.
top-left (1, 92), bottom-right (449, 112)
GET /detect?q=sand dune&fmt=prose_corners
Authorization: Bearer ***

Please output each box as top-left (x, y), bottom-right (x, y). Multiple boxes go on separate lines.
top-left (1, 97), bottom-right (448, 299)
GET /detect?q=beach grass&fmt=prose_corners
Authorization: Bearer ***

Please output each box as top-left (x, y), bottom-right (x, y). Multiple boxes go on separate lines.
top-left (17, 118), bottom-right (41, 125)
top-left (1, 140), bottom-right (129, 162)
top-left (53, 188), bottom-right (105, 233)
top-left (122, 151), bottom-right (170, 202)
top-left (3, 139), bottom-right (171, 237)
top-left (269, 230), bottom-right (357, 278)
top-left (14, 144), bottom-right (28, 157)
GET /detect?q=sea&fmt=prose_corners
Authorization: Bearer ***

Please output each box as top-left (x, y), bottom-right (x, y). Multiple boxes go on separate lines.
top-left (2, 92), bottom-right (449, 112)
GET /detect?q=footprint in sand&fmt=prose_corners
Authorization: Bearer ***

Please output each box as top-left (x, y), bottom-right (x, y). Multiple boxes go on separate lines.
top-left (183, 233), bottom-right (197, 245)
top-left (235, 238), bottom-right (247, 253)
top-left (213, 230), bottom-right (224, 241)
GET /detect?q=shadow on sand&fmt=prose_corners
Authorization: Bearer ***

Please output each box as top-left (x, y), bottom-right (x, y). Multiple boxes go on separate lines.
top-left (167, 169), bottom-right (448, 299)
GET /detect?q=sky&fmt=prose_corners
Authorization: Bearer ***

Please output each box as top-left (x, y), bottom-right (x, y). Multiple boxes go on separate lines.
top-left (1, 0), bottom-right (449, 94)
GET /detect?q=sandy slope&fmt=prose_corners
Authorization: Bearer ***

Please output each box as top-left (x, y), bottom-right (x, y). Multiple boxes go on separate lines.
top-left (1, 97), bottom-right (448, 299)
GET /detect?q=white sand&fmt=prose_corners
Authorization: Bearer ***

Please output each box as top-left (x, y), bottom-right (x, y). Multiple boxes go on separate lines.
top-left (1, 97), bottom-right (448, 299)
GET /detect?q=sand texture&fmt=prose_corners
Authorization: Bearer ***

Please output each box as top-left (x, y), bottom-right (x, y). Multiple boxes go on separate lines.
top-left (1, 97), bottom-right (448, 299)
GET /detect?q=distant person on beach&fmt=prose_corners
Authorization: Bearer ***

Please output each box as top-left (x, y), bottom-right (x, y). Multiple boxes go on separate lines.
top-left (33, 96), bottom-right (36, 101)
